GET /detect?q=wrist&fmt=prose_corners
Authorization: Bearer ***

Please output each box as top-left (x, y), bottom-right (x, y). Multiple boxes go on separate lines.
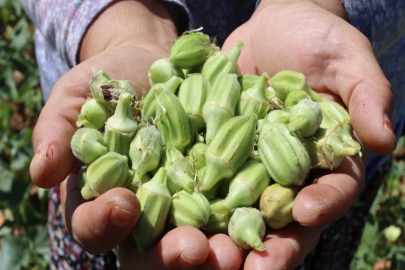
top-left (257, 0), bottom-right (348, 20)
top-left (80, 0), bottom-right (178, 62)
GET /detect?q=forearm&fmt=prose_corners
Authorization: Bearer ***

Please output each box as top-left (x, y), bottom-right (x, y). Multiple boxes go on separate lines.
top-left (20, 0), bottom-right (116, 67)
top-left (256, 0), bottom-right (347, 19)
top-left (80, 0), bottom-right (179, 62)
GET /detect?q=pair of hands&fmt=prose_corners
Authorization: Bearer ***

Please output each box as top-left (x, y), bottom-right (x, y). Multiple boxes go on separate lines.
top-left (29, 0), bottom-right (396, 269)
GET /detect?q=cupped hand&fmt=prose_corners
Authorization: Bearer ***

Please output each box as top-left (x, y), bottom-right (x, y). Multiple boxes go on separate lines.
top-left (219, 0), bottom-right (395, 268)
top-left (28, 1), bottom-right (243, 269)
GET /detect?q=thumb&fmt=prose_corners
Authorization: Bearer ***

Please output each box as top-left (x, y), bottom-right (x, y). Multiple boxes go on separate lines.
top-left (29, 47), bottom-right (160, 188)
top-left (29, 64), bottom-right (93, 188)
top-left (321, 33), bottom-right (396, 156)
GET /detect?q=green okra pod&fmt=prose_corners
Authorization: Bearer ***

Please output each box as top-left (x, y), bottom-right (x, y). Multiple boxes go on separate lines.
top-left (71, 128), bottom-right (108, 164)
top-left (205, 199), bottom-right (231, 235)
top-left (265, 110), bottom-right (290, 124)
top-left (132, 168), bottom-right (172, 252)
top-left (237, 73), bottom-right (271, 119)
top-left (228, 207), bottom-right (266, 251)
top-left (148, 58), bottom-right (184, 86)
top-left (270, 70), bottom-right (321, 102)
top-left (129, 125), bottom-right (162, 186)
top-left (89, 70), bottom-right (137, 109)
top-left (170, 190), bottom-right (210, 229)
top-left (223, 160), bottom-right (270, 210)
top-left (156, 90), bottom-right (191, 153)
top-left (284, 90), bottom-right (311, 111)
top-left (201, 41), bottom-right (244, 84)
top-left (165, 146), bottom-right (196, 194)
top-left (202, 73), bottom-right (241, 143)
top-left (303, 127), bottom-right (361, 170)
top-left (80, 152), bottom-right (129, 200)
top-left (258, 122), bottom-right (311, 186)
top-left (141, 76), bottom-right (183, 121)
top-left (238, 74), bottom-right (260, 92)
top-left (104, 92), bottom-right (138, 157)
top-left (187, 142), bottom-right (208, 171)
top-left (76, 98), bottom-right (109, 129)
top-left (287, 99), bottom-right (323, 138)
top-left (178, 74), bottom-right (210, 137)
top-left (170, 31), bottom-right (218, 69)
top-left (199, 114), bottom-right (256, 192)
top-left (260, 183), bottom-right (299, 229)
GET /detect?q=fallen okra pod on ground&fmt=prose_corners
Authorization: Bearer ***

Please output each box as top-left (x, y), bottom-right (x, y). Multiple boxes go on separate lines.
top-left (70, 29), bottom-right (361, 252)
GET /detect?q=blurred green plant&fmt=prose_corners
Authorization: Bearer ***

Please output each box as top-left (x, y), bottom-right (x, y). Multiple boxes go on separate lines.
top-left (351, 140), bottom-right (405, 270)
top-left (0, 0), bottom-right (49, 269)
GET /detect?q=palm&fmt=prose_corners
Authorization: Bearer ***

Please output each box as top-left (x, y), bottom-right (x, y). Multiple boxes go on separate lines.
top-left (223, 1), bottom-right (370, 100)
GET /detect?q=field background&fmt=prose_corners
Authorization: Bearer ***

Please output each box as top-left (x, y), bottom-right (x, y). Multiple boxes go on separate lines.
top-left (0, 1), bottom-right (404, 269)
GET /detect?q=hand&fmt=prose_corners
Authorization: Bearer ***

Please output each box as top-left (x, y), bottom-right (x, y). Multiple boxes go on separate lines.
top-left (219, 0), bottom-right (396, 268)
top-left (29, 1), bottom-right (242, 269)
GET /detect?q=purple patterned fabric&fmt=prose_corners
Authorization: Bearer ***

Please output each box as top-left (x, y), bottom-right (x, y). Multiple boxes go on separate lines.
top-left (21, 0), bottom-right (405, 269)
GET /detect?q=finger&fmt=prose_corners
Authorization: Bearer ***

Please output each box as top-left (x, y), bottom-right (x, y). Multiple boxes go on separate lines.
top-left (60, 173), bottom-right (140, 254)
top-left (199, 234), bottom-right (243, 270)
top-left (244, 223), bottom-right (322, 270)
top-left (293, 155), bottom-right (365, 227)
top-left (118, 226), bottom-right (210, 269)
top-left (30, 48), bottom-right (164, 188)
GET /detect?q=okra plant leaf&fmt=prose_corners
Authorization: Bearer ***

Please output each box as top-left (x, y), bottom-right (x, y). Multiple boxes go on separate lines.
top-left (0, 235), bottom-right (30, 270)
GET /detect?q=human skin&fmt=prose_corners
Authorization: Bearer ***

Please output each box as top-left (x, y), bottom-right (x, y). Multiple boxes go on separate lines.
top-left (29, 0), bottom-right (396, 269)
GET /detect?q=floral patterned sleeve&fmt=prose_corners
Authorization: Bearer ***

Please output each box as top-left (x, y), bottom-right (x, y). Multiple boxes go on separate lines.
top-left (341, 0), bottom-right (405, 56)
top-left (20, 0), bottom-right (189, 69)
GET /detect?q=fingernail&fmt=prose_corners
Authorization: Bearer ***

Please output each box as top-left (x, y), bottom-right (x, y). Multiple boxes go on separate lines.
top-left (176, 255), bottom-right (195, 269)
top-left (108, 206), bottom-right (136, 228)
top-left (383, 113), bottom-right (395, 136)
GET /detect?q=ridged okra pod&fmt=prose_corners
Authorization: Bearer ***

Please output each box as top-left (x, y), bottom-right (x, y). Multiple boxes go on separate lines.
top-left (141, 76), bottom-right (183, 121)
top-left (258, 122), bottom-right (311, 186)
top-left (80, 152), bottom-right (129, 200)
top-left (71, 128), bottom-right (108, 164)
top-left (199, 114), bottom-right (256, 192)
top-left (205, 199), bottom-right (231, 235)
top-left (265, 86), bottom-right (285, 110)
top-left (89, 70), bottom-right (137, 109)
top-left (187, 142), bottom-right (208, 171)
top-left (195, 166), bottom-right (220, 201)
top-left (238, 74), bottom-right (260, 92)
top-left (284, 90), bottom-right (311, 111)
top-left (202, 73), bottom-right (241, 143)
top-left (178, 74), bottom-right (210, 136)
top-left (223, 160), bottom-right (270, 210)
top-left (148, 58), bottom-right (184, 86)
top-left (170, 190), bottom-right (210, 228)
top-left (265, 110), bottom-right (290, 124)
top-left (318, 100), bottom-right (359, 148)
top-left (270, 70), bottom-right (321, 102)
top-left (170, 31), bottom-right (218, 69)
top-left (287, 99), bottom-right (323, 138)
top-left (132, 168), bottom-right (172, 252)
top-left (165, 147), bottom-right (196, 194)
top-left (129, 125), bottom-right (162, 187)
top-left (228, 207), bottom-right (266, 251)
top-left (126, 170), bottom-right (150, 193)
top-left (237, 73), bottom-right (271, 119)
top-left (303, 128), bottom-right (361, 170)
top-left (260, 183), bottom-right (299, 229)
top-left (104, 93), bottom-right (138, 157)
top-left (156, 91), bottom-right (191, 153)
top-left (76, 98), bottom-right (109, 129)
top-left (201, 41), bottom-right (244, 85)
